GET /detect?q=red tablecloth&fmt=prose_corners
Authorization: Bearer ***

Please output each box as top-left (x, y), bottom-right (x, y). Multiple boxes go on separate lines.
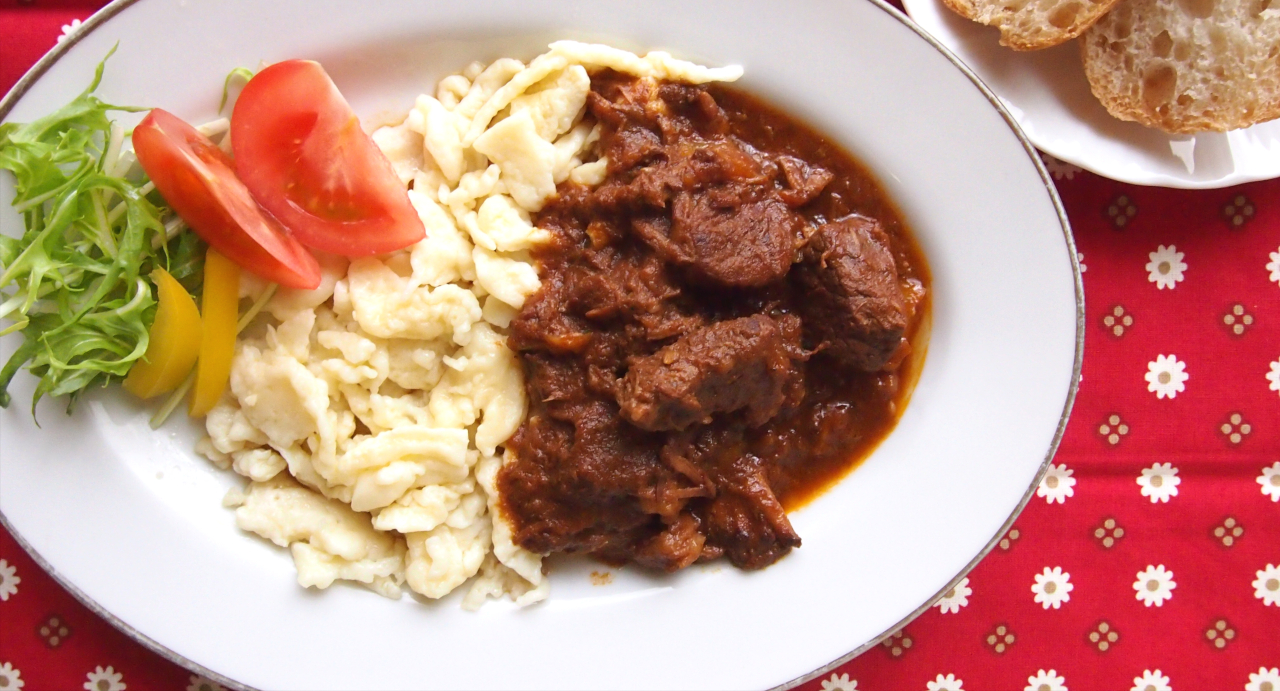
top-left (1, 2), bottom-right (1277, 690)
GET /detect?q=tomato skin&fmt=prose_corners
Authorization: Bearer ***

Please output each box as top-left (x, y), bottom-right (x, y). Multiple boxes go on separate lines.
top-left (231, 60), bottom-right (425, 256)
top-left (133, 109), bottom-right (322, 289)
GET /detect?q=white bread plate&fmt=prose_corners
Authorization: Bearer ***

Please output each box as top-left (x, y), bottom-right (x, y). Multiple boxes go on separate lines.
top-left (905, 0), bottom-right (1280, 189)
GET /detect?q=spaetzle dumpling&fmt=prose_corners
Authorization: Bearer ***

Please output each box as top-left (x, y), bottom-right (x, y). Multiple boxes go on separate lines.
top-left (405, 520), bottom-right (491, 598)
top-left (508, 65), bottom-right (591, 141)
top-left (472, 247), bottom-right (541, 309)
top-left (229, 344), bottom-right (331, 449)
top-left (234, 476), bottom-right (407, 597)
top-left (474, 194), bottom-right (550, 253)
top-left (373, 479), bottom-right (474, 533)
top-left (347, 258), bottom-right (482, 343)
top-left (472, 110), bottom-right (557, 212)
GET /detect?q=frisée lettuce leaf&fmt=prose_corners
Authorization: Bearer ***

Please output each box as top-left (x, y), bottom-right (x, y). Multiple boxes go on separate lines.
top-left (0, 49), bottom-right (204, 414)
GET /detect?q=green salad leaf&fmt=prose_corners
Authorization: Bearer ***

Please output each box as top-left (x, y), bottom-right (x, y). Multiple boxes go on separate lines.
top-left (218, 66), bottom-right (255, 114)
top-left (0, 49), bottom-right (205, 414)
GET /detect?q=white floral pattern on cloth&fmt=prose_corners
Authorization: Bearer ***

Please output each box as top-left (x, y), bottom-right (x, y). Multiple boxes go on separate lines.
top-left (1130, 669), bottom-right (1172, 691)
top-left (0, 662), bottom-right (25, 690)
top-left (1267, 249), bottom-right (1280, 287)
top-left (1146, 245), bottom-right (1186, 289)
top-left (1037, 464), bottom-right (1076, 504)
top-left (1137, 463), bottom-right (1181, 503)
top-left (1031, 567), bottom-right (1073, 609)
top-left (1025, 669), bottom-right (1068, 691)
top-left (819, 672), bottom-right (857, 691)
top-left (1247, 668), bottom-right (1280, 691)
top-left (1258, 462), bottom-right (1280, 502)
top-left (1253, 564), bottom-right (1280, 607)
top-left (935, 577), bottom-right (971, 614)
top-left (186, 675), bottom-right (227, 691)
top-left (84, 666), bottom-right (125, 691)
top-left (1145, 355), bottom-right (1188, 399)
top-left (1133, 565), bottom-right (1176, 607)
top-left (0, 558), bottom-right (18, 601)
top-left (1077, 252), bottom-right (1087, 273)
top-left (928, 673), bottom-right (965, 691)
top-left (56, 18), bottom-right (83, 43)
top-left (1267, 358), bottom-right (1280, 397)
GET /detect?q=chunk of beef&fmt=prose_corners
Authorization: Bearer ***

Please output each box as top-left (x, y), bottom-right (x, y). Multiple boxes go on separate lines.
top-left (503, 407), bottom-right (667, 557)
top-left (777, 155), bottom-right (834, 207)
top-left (567, 250), bottom-right (678, 322)
top-left (509, 272), bottom-right (594, 354)
top-left (559, 246), bottom-right (706, 348)
top-left (640, 425), bottom-right (801, 570)
top-left (704, 467), bottom-right (802, 569)
top-left (656, 82), bottom-right (731, 138)
top-left (694, 140), bottom-right (771, 184)
top-left (794, 216), bottom-right (910, 371)
top-left (616, 314), bottom-right (805, 431)
top-left (605, 125), bottom-right (665, 173)
top-left (634, 512), bottom-right (707, 572)
top-left (587, 81), bottom-right (667, 174)
top-left (684, 428), bottom-right (803, 570)
top-left (639, 189), bottom-right (801, 287)
top-left (591, 139), bottom-right (771, 214)
top-left (586, 78), bottom-right (659, 129)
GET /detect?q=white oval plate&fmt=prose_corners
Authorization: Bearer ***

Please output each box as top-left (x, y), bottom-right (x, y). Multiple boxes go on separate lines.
top-left (903, 0), bottom-right (1280, 189)
top-left (0, 1), bottom-right (1081, 689)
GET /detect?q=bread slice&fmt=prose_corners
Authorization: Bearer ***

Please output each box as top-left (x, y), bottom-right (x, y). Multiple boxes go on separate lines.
top-left (1081, 0), bottom-right (1280, 133)
top-left (941, 0), bottom-right (1124, 50)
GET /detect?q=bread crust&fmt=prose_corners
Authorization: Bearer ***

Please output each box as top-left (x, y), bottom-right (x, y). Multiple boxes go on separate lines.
top-left (941, 0), bottom-right (1123, 50)
top-left (1080, 0), bottom-right (1280, 133)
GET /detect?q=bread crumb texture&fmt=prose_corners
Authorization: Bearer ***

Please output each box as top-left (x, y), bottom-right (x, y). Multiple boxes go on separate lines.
top-left (1082, 0), bottom-right (1280, 132)
top-left (942, 0), bottom-right (1123, 50)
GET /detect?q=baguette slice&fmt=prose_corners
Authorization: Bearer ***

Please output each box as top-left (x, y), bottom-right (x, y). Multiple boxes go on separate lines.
top-left (941, 0), bottom-right (1123, 50)
top-left (1081, 0), bottom-right (1280, 133)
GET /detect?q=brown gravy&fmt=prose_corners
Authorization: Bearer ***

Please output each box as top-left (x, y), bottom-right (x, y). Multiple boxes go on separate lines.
top-left (708, 86), bottom-right (931, 507)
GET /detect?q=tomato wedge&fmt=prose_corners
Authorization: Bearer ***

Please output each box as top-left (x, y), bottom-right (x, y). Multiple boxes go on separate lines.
top-left (133, 109), bottom-right (322, 290)
top-left (231, 60), bottom-right (425, 256)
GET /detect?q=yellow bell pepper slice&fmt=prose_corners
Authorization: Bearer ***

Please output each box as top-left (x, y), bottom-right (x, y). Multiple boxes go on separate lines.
top-left (123, 269), bottom-right (203, 399)
top-left (189, 249), bottom-right (241, 417)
